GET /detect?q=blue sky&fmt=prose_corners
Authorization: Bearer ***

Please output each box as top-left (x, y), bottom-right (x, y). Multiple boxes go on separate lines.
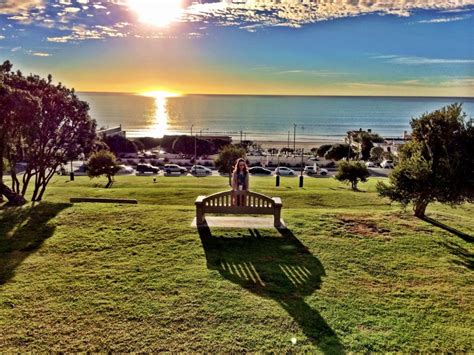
top-left (0, 0), bottom-right (473, 96)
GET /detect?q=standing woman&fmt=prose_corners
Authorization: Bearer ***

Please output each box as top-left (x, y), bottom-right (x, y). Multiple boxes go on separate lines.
top-left (231, 158), bottom-right (249, 206)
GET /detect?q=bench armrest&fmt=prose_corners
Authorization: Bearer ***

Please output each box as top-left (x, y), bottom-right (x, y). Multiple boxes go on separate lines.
top-left (272, 197), bottom-right (282, 206)
top-left (195, 195), bottom-right (206, 205)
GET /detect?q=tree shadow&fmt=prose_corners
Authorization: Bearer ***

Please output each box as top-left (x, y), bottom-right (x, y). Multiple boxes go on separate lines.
top-left (0, 202), bottom-right (71, 285)
top-left (421, 216), bottom-right (473, 243)
top-left (439, 240), bottom-right (474, 270)
top-left (197, 226), bottom-right (345, 354)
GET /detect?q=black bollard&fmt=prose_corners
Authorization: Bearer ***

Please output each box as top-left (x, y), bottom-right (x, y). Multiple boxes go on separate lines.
top-left (276, 174), bottom-right (280, 187)
top-left (299, 175), bottom-right (304, 188)
top-left (70, 172), bottom-right (75, 181)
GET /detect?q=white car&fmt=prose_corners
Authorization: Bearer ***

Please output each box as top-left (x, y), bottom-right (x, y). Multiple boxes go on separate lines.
top-left (116, 165), bottom-right (134, 175)
top-left (380, 160), bottom-right (394, 169)
top-left (303, 165), bottom-right (328, 176)
top-left (365, 161), bottom-right (376, 168)
top-left (190, 165), bottom-right (212, 176)
top-left (275, 167), bottom-right (296, 176)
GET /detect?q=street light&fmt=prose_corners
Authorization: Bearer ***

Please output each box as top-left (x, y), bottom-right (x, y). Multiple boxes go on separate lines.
top-left (190, 124), bottom-right (194, 136)
top-left (299, 148), bottom-right (304, 188)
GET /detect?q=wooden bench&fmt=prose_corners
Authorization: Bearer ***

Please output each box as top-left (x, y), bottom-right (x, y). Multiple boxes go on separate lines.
top-left (195, 190), bottom-right (283, 228)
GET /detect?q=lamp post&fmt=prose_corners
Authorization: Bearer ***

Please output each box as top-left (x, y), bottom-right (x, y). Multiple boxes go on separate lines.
top-left (190, 124), bottom-right (194, 136)
top-left (299, 148), bottom-right (304, 188)
top-left (293, 123), bottom-right (297, 152)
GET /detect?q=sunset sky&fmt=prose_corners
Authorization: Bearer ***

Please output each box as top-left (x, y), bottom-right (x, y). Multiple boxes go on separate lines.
top-left (1, 0), bottom-right (473, 96)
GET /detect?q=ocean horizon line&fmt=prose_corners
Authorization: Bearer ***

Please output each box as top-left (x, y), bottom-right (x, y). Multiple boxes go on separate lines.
top-left (77, 91), bottom-right (474, 100)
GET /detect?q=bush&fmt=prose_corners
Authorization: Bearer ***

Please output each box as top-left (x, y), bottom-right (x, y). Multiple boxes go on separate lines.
top-left (87, 150), bottom-right (120, 188)
top-left (335, 161), bottom-right (369, 190)
top-left (325, 144), bottom-right (356, 161)
top-left (316, 144), bottom-right (333, 157)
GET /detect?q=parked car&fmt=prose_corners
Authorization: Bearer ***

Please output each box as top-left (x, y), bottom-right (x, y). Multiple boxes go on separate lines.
top-left (249, 167), bottom-right (272, 176)
top-left (116, 165), bottom-right (135, 175)
top-left (380, 160), bottom-right (394, 169)
top-left (164, 164), bottom-right (187, 175)
top-left (274, 167), bottom-right (296, 176)
top-left (136, 163), bottom-right (160, 174)
top-left (190, 165), bottom-right (212, 176)
top-left (73, 164), bottom-right (88, 176)
top-left (365, 161), bottom-right (376, 168)
top-left (304, 165), bottom-right (328, 176)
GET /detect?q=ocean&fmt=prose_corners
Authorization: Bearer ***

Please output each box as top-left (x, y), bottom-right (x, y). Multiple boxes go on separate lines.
top-left (77, 92), bottom-right (474, 142)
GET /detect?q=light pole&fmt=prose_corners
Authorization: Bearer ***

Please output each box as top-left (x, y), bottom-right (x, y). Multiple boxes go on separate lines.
top-left (293, 123), bottom-right (297, 152)
top-left (276, 153), bottom-right (280, 187)
top-left (190, 124), bottom-right (194, 136)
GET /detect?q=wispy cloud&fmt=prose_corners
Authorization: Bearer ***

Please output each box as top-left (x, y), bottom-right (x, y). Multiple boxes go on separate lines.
top-left (275, 70), bottom-right (349, 77)
top-left (31, 51), bottom-right (51, 57)
top-left (418, 14), bottom-right (471, 23)
top-left (374, 55), bottom-right (474, 65)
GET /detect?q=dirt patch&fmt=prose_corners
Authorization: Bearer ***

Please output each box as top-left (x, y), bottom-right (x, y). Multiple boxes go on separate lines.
top-left (337, 215), bottom-right (391, 239)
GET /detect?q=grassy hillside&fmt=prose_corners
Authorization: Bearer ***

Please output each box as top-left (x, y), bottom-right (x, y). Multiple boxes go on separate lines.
top-left (1, 175), bottom-right (472, 352)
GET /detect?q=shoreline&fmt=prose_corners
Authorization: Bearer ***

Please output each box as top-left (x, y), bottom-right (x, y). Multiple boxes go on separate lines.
top-left (253, 139), bottom-right (344, 150)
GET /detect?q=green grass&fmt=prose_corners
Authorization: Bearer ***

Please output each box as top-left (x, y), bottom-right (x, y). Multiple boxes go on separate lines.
top-left (1, 175), bottom-right (473, 352)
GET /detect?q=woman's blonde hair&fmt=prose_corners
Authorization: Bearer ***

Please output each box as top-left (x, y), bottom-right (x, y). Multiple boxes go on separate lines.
top-left (233, 158), bottom-right (248, 174)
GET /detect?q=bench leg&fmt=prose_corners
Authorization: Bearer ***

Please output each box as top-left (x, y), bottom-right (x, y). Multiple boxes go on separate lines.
top-left (274, 206), bottom-right (282, 228)
top-left (196, 206), bottom-right (205, 226)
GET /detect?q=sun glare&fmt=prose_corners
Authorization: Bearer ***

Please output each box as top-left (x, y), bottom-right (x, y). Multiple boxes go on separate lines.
top-left (140, 90), bottom-right (181, 138)
top-left (126, 0), bottom-right (184, 27)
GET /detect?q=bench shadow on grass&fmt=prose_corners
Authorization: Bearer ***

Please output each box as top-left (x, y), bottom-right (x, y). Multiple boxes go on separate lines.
top-left (198, 226), bottom-right (344, 354)
top-left (0, 203), bottom-right (71, 285)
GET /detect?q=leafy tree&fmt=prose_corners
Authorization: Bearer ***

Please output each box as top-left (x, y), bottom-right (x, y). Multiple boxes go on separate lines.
top-left (377, 103), bottom-right (473, 218)
top-left (172, 135), bottom-right (215, 156)
top-left (324, 144), bottom-right (355, 161)
top-left (335, 161), bottom-right (370, 190)
top-left (317, 144), bottom-right (332, 157)
top-left (103, 134), bottom-right (137, 155)
top-left (134, 137), bottom-right (161, 150)
top-left (0, 61), bottom-right (96, 204)
top-left (370, 146), bottom-right (384, 162)
top-left (360, 133), bottom-right (374, 161)
top-left (214, 145), bottom-right (246, 186)
top-left (87, 150), bottom-right (120, 188)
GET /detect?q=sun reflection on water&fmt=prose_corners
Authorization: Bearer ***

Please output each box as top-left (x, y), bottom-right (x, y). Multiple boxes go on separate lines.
top-left (141, 91), bottom-right (180, 138)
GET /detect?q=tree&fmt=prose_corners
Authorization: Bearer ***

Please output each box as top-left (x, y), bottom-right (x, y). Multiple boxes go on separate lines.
top-left (335, 161), bottom-right (370, 190)
top-left (324, 144), bottom-right (355, 161)
top-left (0, 61), bottom-right (97, 203)
top-left (377, 103), bottom-right (473, 218)
top-left (317, 144), bottom-right (332, 158)
top-left (87, 150), bottom-right (120, 188)
top-left (172, 135), bottom-right (215, 156)
top-left (103, 134), bottom-right (137, 155)
top-left (359, 133), bottom-right (374, 161)
top-left (370, 146), bottom-right (384, 163)
top-left (214, 145), bottom-right (246, 186)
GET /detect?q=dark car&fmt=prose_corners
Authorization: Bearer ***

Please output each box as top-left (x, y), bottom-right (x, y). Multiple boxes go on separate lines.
top-left (136, 163), bottom-right (160, 174)
top-left (249, 167), bottom-right (272, 176)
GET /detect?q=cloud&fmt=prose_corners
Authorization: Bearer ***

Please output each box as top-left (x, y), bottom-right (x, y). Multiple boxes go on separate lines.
top-left (31, 51), bottom-right (51, 56)
top-left (418, 14), bottom-right (471, 23)
top-left (185, 0), bottom-right (474, 28)
top-left (373, 55), bottom-right (474, 65)
top-left (0, 0), bottom-right (43, 14)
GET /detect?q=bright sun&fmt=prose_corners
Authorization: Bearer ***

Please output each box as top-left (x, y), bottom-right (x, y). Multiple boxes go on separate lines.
top-left (127, 0), bottom-right (183, 27)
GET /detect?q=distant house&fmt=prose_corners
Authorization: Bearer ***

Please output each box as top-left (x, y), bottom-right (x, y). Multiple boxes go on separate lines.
top-left (98, 125), bottom-right (127, 138)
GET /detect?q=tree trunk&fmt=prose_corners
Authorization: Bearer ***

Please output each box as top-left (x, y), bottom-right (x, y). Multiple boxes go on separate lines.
top-left (414, 199), bottom-right (429, 218)
top-left (105, 174), bottom-right (113, 188)
top-left (351, 181), bottom-right (358, 191)
top-left (0, 150), bottom-right (26, 206)
top-left (0, 182), bottom-right (26, 206)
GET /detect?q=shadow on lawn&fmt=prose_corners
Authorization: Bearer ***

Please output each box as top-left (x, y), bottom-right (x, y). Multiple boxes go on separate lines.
top-left (198, 226), bottom-right (344, 354)
top-left (0, 203), bottom-right (70, 285)
top-left (421, 216), bottom-right (473, 243)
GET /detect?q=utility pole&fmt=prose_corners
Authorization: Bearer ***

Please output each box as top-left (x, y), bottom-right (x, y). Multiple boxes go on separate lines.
top-left (240, 130), bottom-right (243, 144)
top-left (287, 131), bottom-right (290, 150)
top-left (293, 123), bottom-right (297, 152)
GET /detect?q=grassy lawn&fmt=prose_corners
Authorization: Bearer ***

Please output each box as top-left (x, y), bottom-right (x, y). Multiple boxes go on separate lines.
top-left (1, 175), bottom-right (473, 352)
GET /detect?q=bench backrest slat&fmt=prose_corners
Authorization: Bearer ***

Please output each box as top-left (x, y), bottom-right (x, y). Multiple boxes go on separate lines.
top-left (201, 190), bottom-right (275, 213)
